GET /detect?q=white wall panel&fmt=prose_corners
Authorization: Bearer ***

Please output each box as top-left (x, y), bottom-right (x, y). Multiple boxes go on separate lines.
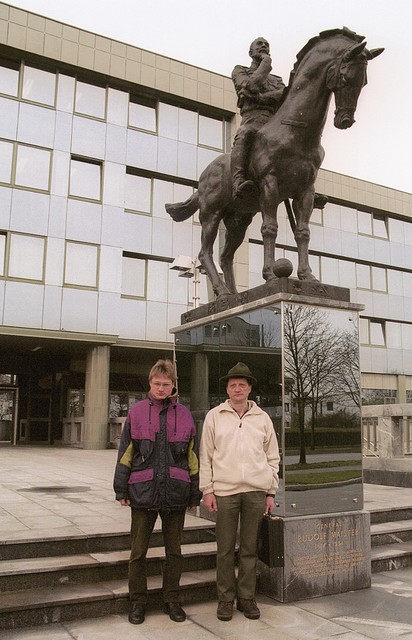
top-left (53, 111), bottom-right (73, 152)
top-left (48, 196), bottom-right (67, 238)
top-left (97, 291), bottom-right (120, 335)
top-left (103, 162), bottom-right (124, 207)
top-left (99, 245), bottom-right (122, 293)
top-left (157, 137), bottom-right (178, 175)
top-left (71, 116), bottom-right (106, 159)
top-left (105, 124), bottom-right (127, 164)
top-left (100, 205), bottom-right (125, 248)
top-left (177, 142), bottom-right (197, 180)
top-left (126, 129), bottom-right (157, 170)
top-left (121, 213), bottom-right (152, 253)
top-left (51, 151), bottom-right (70, 197)
top-left (10, 190), bottom-right (49, 235)
top-left (56, 74), bottom-right (75, 113)
top-left (61, 288), bottom-right (97, 332)
top-left (146, 301), bottom-right (167, 340)
top-left (42, 285), bottom-right (62, 329)
top-left (118, 297), bottom-right (146, 339)
top-left (4, 281), bottom-right (44, 328)
top-left (66, 199), bottom-right (102, 243)
top-left (17, 103), bottom-right (56, 148)
top-left (107, 88), bottom-right (128, 127)
top-left (151, 217), bottom-right (172, 256)
top-left (45, 237), bottom-right (65, 286)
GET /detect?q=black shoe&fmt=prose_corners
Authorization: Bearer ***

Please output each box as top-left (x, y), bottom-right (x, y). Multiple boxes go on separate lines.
top-left (128, 602), bottom-right (145, 624)
top-left (237, 597), bottom-right (260, 619)
top-left (163, 602), bottom-right (186, 622)
top-left (217, 600), bottom-right (233, 621)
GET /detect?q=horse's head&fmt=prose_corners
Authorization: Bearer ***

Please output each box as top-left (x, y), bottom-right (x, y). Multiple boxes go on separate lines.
top-left (327, 41), bottom-right (384, 129)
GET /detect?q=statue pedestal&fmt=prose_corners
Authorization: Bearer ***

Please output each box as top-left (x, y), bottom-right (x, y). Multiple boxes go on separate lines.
top-left (172, 286), bottom-right (367, 603)
top-left (257, 511), bottom-right (371, 602)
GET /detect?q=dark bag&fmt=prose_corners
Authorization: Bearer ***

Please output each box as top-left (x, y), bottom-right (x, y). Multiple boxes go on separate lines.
top-left (258, 513), bottom-right (284, 568)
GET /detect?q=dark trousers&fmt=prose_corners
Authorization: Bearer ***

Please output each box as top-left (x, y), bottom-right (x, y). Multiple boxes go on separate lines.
top-left (129, 508), bottom-right (186, 604)
top-left (215, 491), bottom-right (266, 602)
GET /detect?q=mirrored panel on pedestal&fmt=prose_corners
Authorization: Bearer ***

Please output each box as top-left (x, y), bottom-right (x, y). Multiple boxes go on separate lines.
top-left (173, 300), bottom-right (362, 518)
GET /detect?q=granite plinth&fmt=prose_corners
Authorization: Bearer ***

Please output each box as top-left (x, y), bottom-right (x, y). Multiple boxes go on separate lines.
top-left (181, 278), bottom-right (350, 324)
top-left (257, 511), bottom-right (371, 603)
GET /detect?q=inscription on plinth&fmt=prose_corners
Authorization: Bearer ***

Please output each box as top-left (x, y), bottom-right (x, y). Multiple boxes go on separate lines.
top-left (257, 511), bottom-right (371, 602)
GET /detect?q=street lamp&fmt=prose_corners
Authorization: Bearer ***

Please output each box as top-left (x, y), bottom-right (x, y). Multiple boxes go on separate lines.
top-left (170, 255), bottom-right (202, 308)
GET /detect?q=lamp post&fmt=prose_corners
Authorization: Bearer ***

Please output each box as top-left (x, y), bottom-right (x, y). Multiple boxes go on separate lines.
top-left (170, 255), bottom-right (202, 308)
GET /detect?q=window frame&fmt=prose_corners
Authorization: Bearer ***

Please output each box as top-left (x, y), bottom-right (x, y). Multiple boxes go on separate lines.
top-left (69, 155), bottom-right (103, 202)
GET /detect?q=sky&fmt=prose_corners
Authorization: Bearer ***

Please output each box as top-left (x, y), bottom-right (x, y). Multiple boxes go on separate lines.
top-left (7, 0), bottom-right (412, 194)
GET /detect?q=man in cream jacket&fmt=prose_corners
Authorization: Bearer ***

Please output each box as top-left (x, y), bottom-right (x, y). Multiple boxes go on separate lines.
top-left (200, 362), bottom-right (279, 622)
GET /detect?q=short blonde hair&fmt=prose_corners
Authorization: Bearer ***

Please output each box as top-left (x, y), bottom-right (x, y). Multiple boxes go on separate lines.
top-left (148, 359), bottom-right (176, 384)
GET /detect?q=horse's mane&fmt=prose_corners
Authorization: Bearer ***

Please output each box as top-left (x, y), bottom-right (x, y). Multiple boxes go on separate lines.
top-left (284, 27), bottom-right (365, 94)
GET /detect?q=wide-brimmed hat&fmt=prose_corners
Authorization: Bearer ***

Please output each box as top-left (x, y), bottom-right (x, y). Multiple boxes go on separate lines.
top-left (220, 362), bottom-right (257, 385)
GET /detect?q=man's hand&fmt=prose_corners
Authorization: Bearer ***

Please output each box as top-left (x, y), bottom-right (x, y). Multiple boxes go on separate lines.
top-left (120, 498), bottom-right (131, 507)
top-left (264, 496), bottom-right (275, 515)
top-left (202, 493), bottom-right (218, 512)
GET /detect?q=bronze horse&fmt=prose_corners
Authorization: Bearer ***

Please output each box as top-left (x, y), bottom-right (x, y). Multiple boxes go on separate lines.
top-left (166, 28), bottom-right (383, 297)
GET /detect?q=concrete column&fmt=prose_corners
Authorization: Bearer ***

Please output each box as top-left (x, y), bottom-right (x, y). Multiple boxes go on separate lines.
top-left (83, 344), bottom-right (110, 450)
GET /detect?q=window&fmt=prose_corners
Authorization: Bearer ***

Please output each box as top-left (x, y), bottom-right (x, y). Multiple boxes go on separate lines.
top-left (357, 210), bottom-right (388, 239)
top-left (75, 80), bottom-right (106, 119)
top-left (124, 171), bottom-right (152, 213)
top-left (0, 141), bottom-right (51, 191)
top-left (69, 157), bottom-right (102, 201)
top-left (198, 114), bottom-right (224, 150)
top-left (360, 318), bottom-right (385, 346)
top-left (121, 253), bottom-right (146, 297)
top-left (15, 145), bottom-right (51, 190)
top-left (0, 232), bottom-right (6, 276)
top-left (356, 264), bottom-right (387, 292)
top-left (326, 401), bottom-right (334, 412)
top-left (0, 60), bottom-right (19, 97)
top-left (22, 65), bottom-right (56, 106)
top-left (64, 241), bottom-right (98, 288)
top-left (129, 97), bottom-right (156, 132)
top-left (0, 140), bottom-right (13, 183)
top-left (310, 208), bottom-right (323, 225)
top-left (8, 234), bottom-right (45, 280)
top-left (0, 232), bottom-right (45, 281)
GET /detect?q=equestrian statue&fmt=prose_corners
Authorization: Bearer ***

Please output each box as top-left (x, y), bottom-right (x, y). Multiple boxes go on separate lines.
top-left (166, 28), bottom-right (383, 298)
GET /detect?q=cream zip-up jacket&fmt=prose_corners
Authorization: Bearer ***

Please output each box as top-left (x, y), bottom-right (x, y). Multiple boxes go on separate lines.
top-left (199, 399), bottom-right (280, 497)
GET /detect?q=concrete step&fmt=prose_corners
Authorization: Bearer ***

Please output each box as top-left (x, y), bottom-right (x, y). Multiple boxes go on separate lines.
top-left (0, 541), bottom-right (217, 593)
top-left (369, 506), bottom-right (412, 525)
top-left (371, 519), bottom-right (412, 547)
top-left (0, 569), bottom-right (218, 631)
top-left (371, 541), bottom-right (412, 573)
top-left (0, 522), bottom-right (216, 561)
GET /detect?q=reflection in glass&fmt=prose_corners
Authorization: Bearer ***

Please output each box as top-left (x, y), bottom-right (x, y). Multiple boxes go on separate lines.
top-left (15, 145), bottom-right (51, 190)
top-left (22, 66), bottom-right (56, 106)
top-left (125, 173), bottom-right (151, 212)
top-left (174, 301), bottom-right (363, 517)
top-left (0, 140), bottom-right (13, 184)
top-left (198, 115), bottom-right (223, 150)
top-left (0, 62), bottom-right (19, 96)
top-left (9, 234), bottom-right (45, 280)
top-left (75, 81), bottom-right (106, 119)
top-left (121, 255), bottom-right (146, 297)
top-left (69, 158), bottom-right (101, 200)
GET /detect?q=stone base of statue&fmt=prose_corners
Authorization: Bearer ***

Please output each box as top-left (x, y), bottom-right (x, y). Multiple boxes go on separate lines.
top-left (172, 284), bottom-right (367, 603)
top-left (257, 510), bottom-right (371, 602)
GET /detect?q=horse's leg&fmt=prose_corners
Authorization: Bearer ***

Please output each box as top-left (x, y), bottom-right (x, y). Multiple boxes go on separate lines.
top-left (220, 212), bottom-right (254, 293)
top-left (199, 208), bottom-right (232, 297)
top-left (259, 176), bottom-right (279, 282)
top-left (292, 189), bottom-right (317, 281)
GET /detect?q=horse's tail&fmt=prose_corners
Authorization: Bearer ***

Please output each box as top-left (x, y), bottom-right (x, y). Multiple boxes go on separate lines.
top-left (165, 191), bottom-right (199, 222)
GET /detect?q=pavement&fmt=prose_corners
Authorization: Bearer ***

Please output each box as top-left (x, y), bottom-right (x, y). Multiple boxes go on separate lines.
top-left (1, 445), bottom-right (412, 639)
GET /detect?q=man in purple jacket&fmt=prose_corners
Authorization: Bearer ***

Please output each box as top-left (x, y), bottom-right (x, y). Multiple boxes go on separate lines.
top-left (113, 359), bottom-right (200, 625)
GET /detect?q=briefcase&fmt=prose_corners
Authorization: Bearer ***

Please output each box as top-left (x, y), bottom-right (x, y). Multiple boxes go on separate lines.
top-left (258, 513), bottom-right (284, 568)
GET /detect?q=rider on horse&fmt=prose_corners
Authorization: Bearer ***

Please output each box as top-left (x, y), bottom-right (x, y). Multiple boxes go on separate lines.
top-left (231, 37), bottom-right (285, 204)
